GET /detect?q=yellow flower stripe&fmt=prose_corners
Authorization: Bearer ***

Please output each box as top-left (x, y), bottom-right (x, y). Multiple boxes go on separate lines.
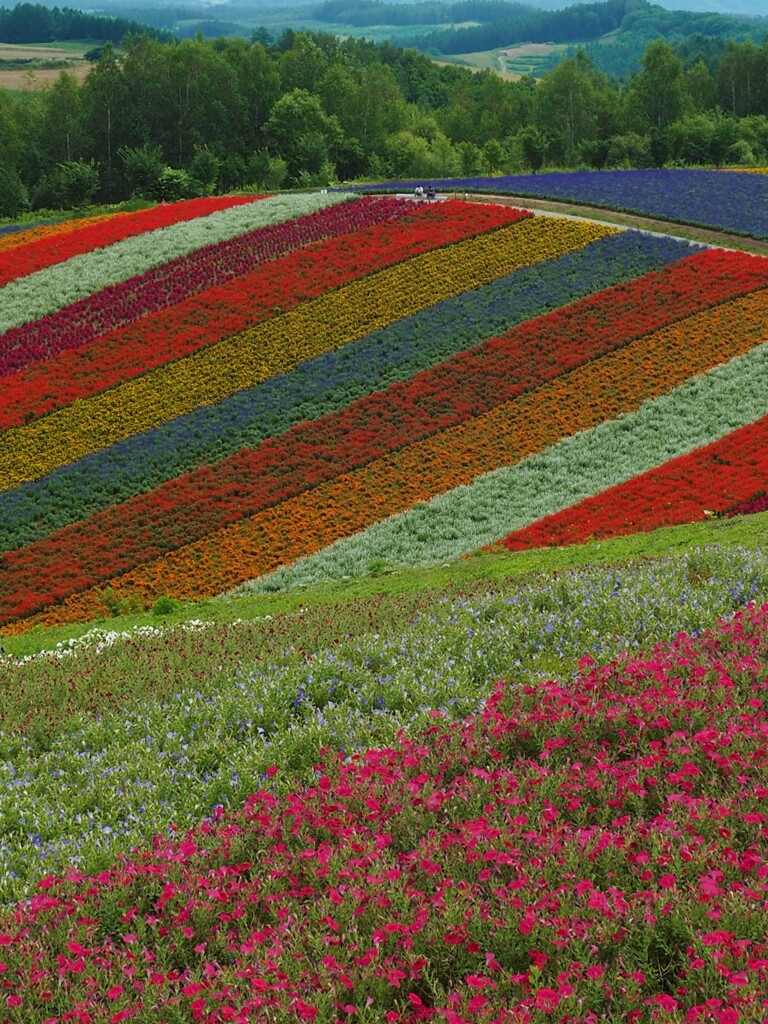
top-left (0, 216), bottom-right (613, 492)
top-left (9, 280), bottom-right (766, 634)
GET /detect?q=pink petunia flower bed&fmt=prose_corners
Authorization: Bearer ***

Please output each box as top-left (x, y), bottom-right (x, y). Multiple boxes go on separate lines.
top-left (2, 602), bottom-right (768, 1023)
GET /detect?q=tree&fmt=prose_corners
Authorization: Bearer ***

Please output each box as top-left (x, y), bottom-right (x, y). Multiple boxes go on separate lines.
top-left (262, 88), bottom-right (343, 181)
top-left (457, 140), bottom-right (483, 175)
top-left (40, 71), bottom-right (89, 165)
top-left (279, 33), bottom-right (328, 92)
top-left (32, 159), bottom-right (98, 210)
top-left (716, 39), bottom-right (768, 118)
top-left (0, 166), bottom-right (28, 218)
top-left (667, 111), bottom-right (740, 167)
top-left (383, 129), bottom-right (432, 177)
top-left (606, 131), bottom-right (652, 169)
top-left (630, 39), bottom-right (688, 132)
top-left (119, 142), bottom-right (165, 198)
top-left (189, 145), bottom-right (219, 194)
top-left (482, 138), bottom-right (507, 175)
top-left (155, 166), bottom-right (198, 201)
top-left (518, 126), bottom-right (548, 173)
top-left (247, 150), bottom-right (288, 191)
top-left (535, 51), bottom-right (613, 166)
top-left (429, 132), bottom-right (460, 176)
top-left (0, 87), bottom-right (22, 172)
top-left (226, 40), bottom-right (281, 154)
top-left (83, 42), bottom-right (127, 201)
top-left (685, 60), bottom-right (716, 114)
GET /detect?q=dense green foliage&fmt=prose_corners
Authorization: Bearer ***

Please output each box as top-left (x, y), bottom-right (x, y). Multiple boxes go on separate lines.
top-left (3, 26), bottom-right (768, 212)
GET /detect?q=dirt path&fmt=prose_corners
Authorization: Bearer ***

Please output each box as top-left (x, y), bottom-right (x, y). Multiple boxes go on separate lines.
top-left (465, 192), bottom-right (768, 255)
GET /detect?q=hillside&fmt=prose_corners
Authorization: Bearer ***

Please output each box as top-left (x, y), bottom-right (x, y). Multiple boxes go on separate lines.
top-left (1, 172), bottom-right (767, 634)
top-left (1, 177), bottom-right (768, 1019)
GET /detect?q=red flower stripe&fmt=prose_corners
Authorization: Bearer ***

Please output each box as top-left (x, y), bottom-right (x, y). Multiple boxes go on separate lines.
top-left (1, 251), bottom-right (765, 624)
top-left (0, 196), bottom-right (408, 380)
top-left (50, 288), bottom-right (768, 618)
top-left (0, 195), bottom-right (261, 286)
top-left (499, 413), bottom-right (768, 550)
top-left (0, 201), bottom-right (526, 432)
top-left (0, 211), bottom-right (123, 255)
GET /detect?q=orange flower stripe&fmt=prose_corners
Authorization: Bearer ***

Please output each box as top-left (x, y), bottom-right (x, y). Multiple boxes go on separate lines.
top-left (12, 284), bottom-right (767, 633)
top-left (0, 216), bottom-right (612, 492)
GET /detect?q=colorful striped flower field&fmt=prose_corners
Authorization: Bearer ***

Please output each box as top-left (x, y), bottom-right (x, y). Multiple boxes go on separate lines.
top-left (2, 190), bottom-right (768, 634)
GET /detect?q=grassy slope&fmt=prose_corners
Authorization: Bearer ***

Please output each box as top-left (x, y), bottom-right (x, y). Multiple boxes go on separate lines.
top-left (3, 509), bottom-right (766, 660)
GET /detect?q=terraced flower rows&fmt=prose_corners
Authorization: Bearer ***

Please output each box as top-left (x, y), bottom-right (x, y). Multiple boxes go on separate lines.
top-left (2, 192), bottom-right (768, 633)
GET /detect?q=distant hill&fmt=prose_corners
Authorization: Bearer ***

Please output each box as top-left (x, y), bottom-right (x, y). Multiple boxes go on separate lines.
top-left (526, 0), bottom-right (763, 11)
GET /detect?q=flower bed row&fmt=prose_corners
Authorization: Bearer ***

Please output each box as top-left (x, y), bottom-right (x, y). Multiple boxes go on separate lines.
top-left (0, 195), bottom-right (259, 287)
top-left (52, 287), bottom-right (768, 613)
top-left (0, 200), bottom-right (527, 432)
top-left (229, 338), bottom-right (768, 597)
top-left (498, 411), bottom-right (768, 550)
top-left (6, 279), bottom-right (768, 626)
top-left (58, 300), bottom-right (768, 614)
top-left (0, 231), bottom-right (694, 552)
top-left (0, 215), bottom-right (602, 492)
top-left (0, 196), bottom-right (409, 380)
top-left (727, 491), bottom-right (768, 518)
top-left (0, 211), bottom-right (122, 255)
top-left (0, 192), bottom-right (347, 334)
top-left (357, 168), bottom-right (768, 238)
top-left (2, 602), bottom-right (768, 1020)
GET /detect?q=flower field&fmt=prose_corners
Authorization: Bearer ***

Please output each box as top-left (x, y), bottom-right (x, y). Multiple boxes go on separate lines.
top-left (2, 191), bottom-right (768, 632)
top-left (1, 560), bottom-right (768, 1020)
top-left (3, 188), bottom-right (768, 1018)
top-left (353, 169), bottom-right (768, 239)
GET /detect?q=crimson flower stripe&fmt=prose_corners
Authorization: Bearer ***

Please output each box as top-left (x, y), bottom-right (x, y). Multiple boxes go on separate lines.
top-left (0, 196), bottom-right (407, 380)
top-left (0, 200), bottom-right (527, 434)
top-left (498, 413), bottom-right (768, 550)
top-left (1, 250), bottom-right (764, 624)
top-left (726, 491), bottom-right (768, 518)
top-left (0, 195), bottom-right (260, 287)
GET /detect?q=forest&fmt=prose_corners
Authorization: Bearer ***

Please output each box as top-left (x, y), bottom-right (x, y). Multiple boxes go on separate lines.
top-left (406, 0), bottom-right (765, 55)
top-left (2, 25), bottom-right (768, 216)
top-left (0, 3), bottom-right (172, 44)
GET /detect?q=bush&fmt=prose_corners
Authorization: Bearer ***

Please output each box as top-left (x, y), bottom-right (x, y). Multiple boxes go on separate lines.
top-left (31, 160), bottom-right (98, 211)
top-left (151, 595), bottom-right (180, 616)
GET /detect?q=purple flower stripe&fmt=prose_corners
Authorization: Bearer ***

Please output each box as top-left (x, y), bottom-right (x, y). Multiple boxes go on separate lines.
top-left (0, 196), bottom-right (407, 379)
top-left (351, 169), bottom-right (768, 239)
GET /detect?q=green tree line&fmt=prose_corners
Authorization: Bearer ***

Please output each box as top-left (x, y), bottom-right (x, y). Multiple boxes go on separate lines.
top-left (3, 29), bottom-right (768, 216)
top-left (348, 0), bottom-right (766, 58)
top-left (313, 0), bottom-right (533, 29)
top-left (0, 3), bottom-right (173, 45)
